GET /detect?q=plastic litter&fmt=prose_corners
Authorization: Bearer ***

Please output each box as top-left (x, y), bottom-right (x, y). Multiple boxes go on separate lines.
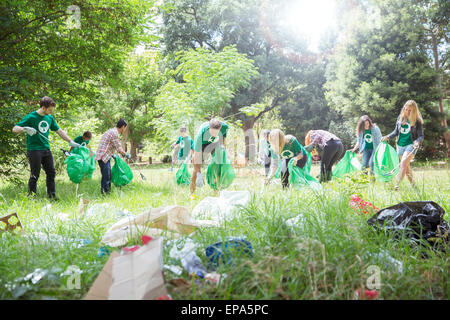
top-left (204, 272), bottom-right (227, 286)
top-left (175, 162), bottom-right (191, 185)
top-left (97, 245), bottom-right (112, 258)
top-left (366, 250), bottom-right (403, 274)
top-left (196, 172), bottom-right (204, 188)
top-left (205, 238), bottom-right (253, 268)
top-left (373, 142), bottom-right (400, 182)
top-left (354, 289), bottom-right (379, 300)
top-left (101, 206), bottom-right (217, 247)
top-left (206, 146), bottom-right (236, 190)
top-left (163, 265), bottom-right (183, 276)
top-left (181, 251), bottom-right (207, 279)
top-left (287, 158), bottom-right (321, 191)
top-left (367, 201), bottom-right (449, 250)
top-left (192, 190), bottom-right (250, 222)
top-left (349, 194), bottom-right (379, 215)
top-left (111, 155), bottom-right (133, 187)
top-left (26, 232), bottom-right (91, 249)
top-left (332, 150), bottom-right (362, 179)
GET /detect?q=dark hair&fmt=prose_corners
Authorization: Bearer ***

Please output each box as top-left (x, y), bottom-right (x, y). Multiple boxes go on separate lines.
top-left (356, 115), bottom-right (374, 137)
top-left (83, 131), bottom-right (92, 139)
top-left (40, 96), bottom-right (56, 108)
top-left (116, 118), bottom-right (127, 128)
top-left (209, 118), bottom-right (222, 130)
top-left (263, 129), bottom-right (270, 137)
top-left (180, 126), bottom-right (187, 133)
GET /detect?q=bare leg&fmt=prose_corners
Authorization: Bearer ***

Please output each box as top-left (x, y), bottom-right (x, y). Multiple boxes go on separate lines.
top-left (396, 152), bottom-right (415, 189)
top-left (190, 151), bottom-right (202, 194)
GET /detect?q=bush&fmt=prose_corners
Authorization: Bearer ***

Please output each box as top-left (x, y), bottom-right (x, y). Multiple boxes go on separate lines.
top-left (161, 155), bottom-right (172, 163)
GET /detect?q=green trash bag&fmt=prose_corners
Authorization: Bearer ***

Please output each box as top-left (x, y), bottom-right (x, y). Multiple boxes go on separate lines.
top-left (288, 158), bottom-right (322, 191)
top-left (72, 147), bottom-right (96, 179)
top-left (206, 147), bottom-right (236, 190)
top-left (332, 150), bottom-right (362, 179)
top-left (175, 162), bottom-right (191, 185)
top-left (373, 142), bottom-right (400, 182)
top-left (274, 151), bottom-right (312, 178)
top-left (274, 154), bottom-right (281, 178)
top-left (65, 154), bottom-right (89, 184)
top-left (86, 153), bottom-right (96, 179)
top-left (111, 155), bottom-right (133, 187)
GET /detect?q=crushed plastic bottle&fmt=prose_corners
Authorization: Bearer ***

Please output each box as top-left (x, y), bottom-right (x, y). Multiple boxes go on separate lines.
top-left (181, 251), bottom-right (207, 279)
top-left (196, 172), bottom-right (204, 188)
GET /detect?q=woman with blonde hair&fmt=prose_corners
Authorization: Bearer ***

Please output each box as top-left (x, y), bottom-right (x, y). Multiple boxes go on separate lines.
top-left (381, 100), bottom-right (424, 190)
top-left (351, 115), bottom-right (382, 175)
top-left (265, 129), bottom-right (307, 189)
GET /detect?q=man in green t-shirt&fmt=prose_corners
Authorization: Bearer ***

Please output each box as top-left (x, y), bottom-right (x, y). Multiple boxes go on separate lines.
top-left (190, 118), bottom-right (229, 194)
top-left (71, 131), bottom-right (93, 156)
top-left (12, 96), bottom-right (81, 199)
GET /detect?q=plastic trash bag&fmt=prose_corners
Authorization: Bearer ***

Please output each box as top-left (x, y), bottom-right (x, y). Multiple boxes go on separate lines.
top-left (206, 147), bottom-right (236, 190)
top-left (205, 238), bottom-right (253, 268)
top-left (111, 155), bottom-right (133, 187)
top-left (373, 142), bottom-right (399, 182)
top-left (86, 152), bottom-right (96, 179)
top-left (65, 154), bottom-right (88, 184)
top-left (196, 172), bottom-right (204, 188)
top-left (175, 162), bottom-right (191, 185)
top-left (287, 158), bottom-right (321, 191)
top-left (367, 201), bottom-right (449, 251)
top-left (192, 190), bottom-right (250, 222)
top-left (332, 150), bottom-right (362, 179)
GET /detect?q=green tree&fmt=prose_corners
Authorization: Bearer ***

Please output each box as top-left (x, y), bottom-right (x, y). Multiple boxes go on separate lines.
top-left (0, 0), bottom-right (156, 180)
top-left (325, 0), bottom-right (443, 158)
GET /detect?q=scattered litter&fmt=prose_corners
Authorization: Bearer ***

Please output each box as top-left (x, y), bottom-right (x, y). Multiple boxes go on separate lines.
top-left (78, 198), bottom-right (90, 216)
top-left (284, 215), bottom-right (304, 228)
top-left (367, 201), bottom-right (449, 251)
top-left (168, 238), bottom-right (199, 261)
top-left (365, 250), bottom-right (403, 274)
top-left (121, 245), bottom-right (141, 254)
top-left (101, 206), bottom-right (216, 247)
top-left (56, 213), bottom-right (69, 221)
top-left (192, 190), bottom-right (250, 222)
top-left (181, 250), bottom-right (207, 278)
top-left (350, 194), bottom-right (379, 215)
top-left (156, 294), bottom-right (172, 300)
top-left (85, 203), bottom-right (133, 221)
top-left (196, 172), bottom-right (204, 188)
top-left (204, 272), bottom-right (227, 286)
top-left (97, 246), bottom-right (112, 258)
top-left (85, 237), bottom-right (168, 300)
top-left (354, 289), bottom-right (379, 300)
top-left (0, 212), bottom-right (23, 233)
top-left (25, 232), bottom-right (91, 249)
top-left (205, 238), bottom-right (253, 268)
top-left (164, 265), bottom-right (183, 276)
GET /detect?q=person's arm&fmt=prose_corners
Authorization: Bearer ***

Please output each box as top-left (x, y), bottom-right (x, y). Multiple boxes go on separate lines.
top-left (55, 128), bottom-right (80, 147)
top-left (111, 131), bottom-right (126, 156)
top-left (351, 141), bottom-right (360, 153)
top-left (413, 121), bottom-right (424, 146)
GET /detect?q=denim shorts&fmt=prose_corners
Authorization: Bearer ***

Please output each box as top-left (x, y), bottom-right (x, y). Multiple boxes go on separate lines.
top-left (396, 144), bottom-right (414, 156)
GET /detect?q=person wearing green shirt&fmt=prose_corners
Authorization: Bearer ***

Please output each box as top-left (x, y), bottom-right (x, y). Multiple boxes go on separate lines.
top-left (382, 100), bottom-right (424, 191)
top-left (12, 96), bottom-right (81, 199)
top-left (351, 115), bottom-right (382, 175)
top-left (71, 131), bottom-right (93, 156)
top-left (170, 126), bottom-right (194, 164)
top-left (265, 129), bottom-right (307, 189)
top-left (190, 118), bottom-right (229, 194)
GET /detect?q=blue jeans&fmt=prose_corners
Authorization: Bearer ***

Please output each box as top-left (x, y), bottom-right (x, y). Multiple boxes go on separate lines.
top-left (98, 159), bottom-right (111, 194)
top-left (362, 148), bottom-right (374, 174)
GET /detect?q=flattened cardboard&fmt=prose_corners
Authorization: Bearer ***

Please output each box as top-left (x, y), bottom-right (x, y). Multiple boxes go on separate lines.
top-left (108, 237), bottom-right (168, 300)
top-left (84, 251), bottom-right (120, 300)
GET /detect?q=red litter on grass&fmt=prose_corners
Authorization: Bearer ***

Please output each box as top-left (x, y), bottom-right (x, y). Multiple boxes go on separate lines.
top-left (350, 194), bottom-right (379, 215)
top-left (354, 289), bottom-right (379, 300)
top-left (142, 235), bottom-right (153, 245)
top-left (122, 245), bottom-right (141, 253)
top-left (156, 294), bottom-right (172, 300)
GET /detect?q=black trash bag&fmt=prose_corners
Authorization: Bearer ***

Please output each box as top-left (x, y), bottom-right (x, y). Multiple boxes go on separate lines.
top-left (367, 201), bottom-right (449, 251)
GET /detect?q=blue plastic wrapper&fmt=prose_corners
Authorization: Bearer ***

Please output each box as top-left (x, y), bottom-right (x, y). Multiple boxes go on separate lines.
top-left (205, 238), bottom-right (253, 268)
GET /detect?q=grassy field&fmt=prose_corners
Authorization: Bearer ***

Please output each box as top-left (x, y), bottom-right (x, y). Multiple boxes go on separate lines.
top-left (0, 161), bottom-right (449, 300)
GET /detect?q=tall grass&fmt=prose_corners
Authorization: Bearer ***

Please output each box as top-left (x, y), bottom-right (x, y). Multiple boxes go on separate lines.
top-left (0, 162), bottom-right (448, 299)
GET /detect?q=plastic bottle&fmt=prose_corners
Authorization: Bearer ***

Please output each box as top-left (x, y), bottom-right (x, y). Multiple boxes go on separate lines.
top-left (181, 251), bottom-right (207, 278)
top-left (196, 172), bottom-right (204, 188)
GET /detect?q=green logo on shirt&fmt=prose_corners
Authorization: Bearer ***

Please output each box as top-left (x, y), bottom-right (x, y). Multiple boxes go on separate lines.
top-left (281, 150), bottom-right (294, 159)
top-left (208, 136), bottom-right (218, 143)
top-left (364, 133), bottom-right (373, 143)
top-left (180, 140), bottom-right (185, 148)
top-left (400, 123), bottom-right (411, 134)
top-left (38, 120), bottom-right (49, 133)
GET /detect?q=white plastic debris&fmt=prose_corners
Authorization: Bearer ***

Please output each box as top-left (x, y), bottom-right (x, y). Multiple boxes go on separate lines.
top-left (192, 190), bottom-right (250, 222)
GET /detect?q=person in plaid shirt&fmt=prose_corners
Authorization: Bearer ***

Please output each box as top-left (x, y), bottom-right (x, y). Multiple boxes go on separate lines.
top-left (305, 129), bottom-right (344, 182)
top-left (95, 119), bottom-right (130, 195)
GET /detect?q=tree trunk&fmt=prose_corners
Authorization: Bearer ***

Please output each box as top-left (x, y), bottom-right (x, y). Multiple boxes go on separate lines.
top-left (242, 116), bottom-right (256, 163)
top-left (130, 138), bottom-right (138, 161)
top-left (431, 31), bottom-right (449, 157)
